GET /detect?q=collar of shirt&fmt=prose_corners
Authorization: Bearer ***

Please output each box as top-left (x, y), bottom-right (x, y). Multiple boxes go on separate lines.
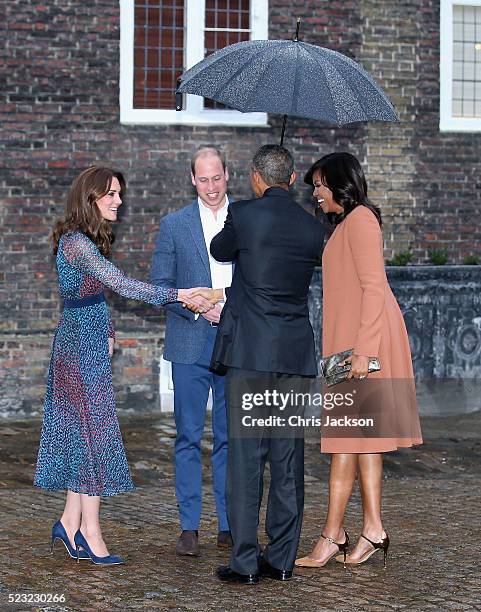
top-left (197, 195), bottom-right (229, 223)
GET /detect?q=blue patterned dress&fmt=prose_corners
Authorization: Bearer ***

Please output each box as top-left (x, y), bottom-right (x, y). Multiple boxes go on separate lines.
top-left (34, 231), bottom-right (178, 496)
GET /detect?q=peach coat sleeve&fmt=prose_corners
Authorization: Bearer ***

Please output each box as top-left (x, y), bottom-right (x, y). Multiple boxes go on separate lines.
top-left (346, 208), bottom-right (385, 358)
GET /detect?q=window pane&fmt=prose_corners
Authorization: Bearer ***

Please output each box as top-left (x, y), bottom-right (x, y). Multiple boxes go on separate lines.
top-left (204, 0), bottom-right (251, 109)
top-left (454, 22), bottom-right (463, 39)
top-left (464, 6), bottom-right (475, 22)
top-left (463, 99), bottom-right (474, 115)
top-left (464, 81), bottom-right (475, 99)
top-left (464, 41), bottom-right (475, 62)
top-left (452, 99), bottom-right (463, 116)
top-left (464, 23), bottom-right (475, 41)
top-left (452, 80), bottom-right (463, 100)
top-left (453, 5), bottom-right (464, 23)
top-left (451, 3), bottom-right (481, 118)
top-left (216, 10), bottom-right (228, 29)
top-left (453, 61), bottom-right (463, 80)
top-left (464, 62), bottom-right (475, 80)
top-left (453, 42), bottom-right (463, 60)
top-left (133, 0), bottom-right (185, 109)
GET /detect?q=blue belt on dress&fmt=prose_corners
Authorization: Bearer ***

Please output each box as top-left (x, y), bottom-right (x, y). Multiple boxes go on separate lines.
top-left (63, 293), bottom-right (105, 309)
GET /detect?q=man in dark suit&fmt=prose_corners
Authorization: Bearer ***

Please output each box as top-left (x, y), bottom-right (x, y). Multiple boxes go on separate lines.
top-left (208, 145), bottom-right (326, 584)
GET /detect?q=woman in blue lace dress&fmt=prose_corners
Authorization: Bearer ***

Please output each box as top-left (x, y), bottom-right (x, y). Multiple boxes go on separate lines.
top-left (34, 166), bottom-right (212, 565)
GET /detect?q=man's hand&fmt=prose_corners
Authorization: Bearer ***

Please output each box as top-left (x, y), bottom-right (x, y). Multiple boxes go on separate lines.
top-left (201, 302), bottom-right (223, 324)
top-left (178, 287), bottom-right (216, 314)
top-left (194, 288), bottom-right (225, 303)
top-left (108, 337), bottom-right (114, 358)
top-left (179, 287), bottom-right (225, 313)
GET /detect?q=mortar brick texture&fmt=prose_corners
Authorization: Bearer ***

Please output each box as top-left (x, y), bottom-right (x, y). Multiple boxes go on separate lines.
top-left (1, 0), bottom-right (479, 415)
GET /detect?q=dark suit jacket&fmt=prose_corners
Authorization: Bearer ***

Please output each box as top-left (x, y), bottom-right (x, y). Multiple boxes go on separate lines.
top-left (210, 186), bottom-right (325, 376)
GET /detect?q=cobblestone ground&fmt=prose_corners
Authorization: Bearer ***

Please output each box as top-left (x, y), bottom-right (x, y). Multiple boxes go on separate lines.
top-left (1, 412), bottom-right (481, 611)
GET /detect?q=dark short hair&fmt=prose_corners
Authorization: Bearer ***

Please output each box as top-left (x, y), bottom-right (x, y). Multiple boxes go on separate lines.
top-left (191, 145), bottom-right (227, 176)
top-left (252, 145), bottom-right (294, 186)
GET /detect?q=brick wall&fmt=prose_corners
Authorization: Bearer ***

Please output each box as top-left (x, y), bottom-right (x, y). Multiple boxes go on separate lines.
top-left (1, 0), bottom-right (480, 416)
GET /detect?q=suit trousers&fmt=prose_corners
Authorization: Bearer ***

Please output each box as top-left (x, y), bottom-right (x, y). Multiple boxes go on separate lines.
top-left (171, 327), bottom-right (229, 531)
top-left (225, 368), bottom-right (306, 575)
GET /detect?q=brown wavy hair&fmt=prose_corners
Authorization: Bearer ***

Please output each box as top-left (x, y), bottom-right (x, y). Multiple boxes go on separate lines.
top-left (52, 166), bottom-right (126, 256)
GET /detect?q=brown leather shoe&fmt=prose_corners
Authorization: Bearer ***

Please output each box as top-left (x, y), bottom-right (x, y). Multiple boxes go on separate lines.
top-left (217, 530), bottom-right (233, 549)
top-left (176, 530), bottom-right (200, 556)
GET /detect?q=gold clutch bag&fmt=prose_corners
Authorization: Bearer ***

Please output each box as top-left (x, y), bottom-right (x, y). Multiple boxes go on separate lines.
top-left (320, 348), bottom-right (381, 387)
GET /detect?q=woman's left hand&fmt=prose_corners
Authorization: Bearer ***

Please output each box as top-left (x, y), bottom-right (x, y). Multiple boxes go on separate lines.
top-left (345, 354), bottom-right (369, 380)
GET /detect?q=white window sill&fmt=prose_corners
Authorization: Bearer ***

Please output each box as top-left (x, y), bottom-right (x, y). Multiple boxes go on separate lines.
top-left (439, 116), bottom-right (481, 132)
top-left (120, 108), bottom-right (268, 126)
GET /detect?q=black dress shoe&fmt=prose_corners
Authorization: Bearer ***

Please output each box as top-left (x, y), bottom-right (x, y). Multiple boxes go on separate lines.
top-left (259, 558), bottom-right (293, 581)
top-left (176, 530), bottom-right (200, 556)
top-left (217, 565), bottom-right (260, 584)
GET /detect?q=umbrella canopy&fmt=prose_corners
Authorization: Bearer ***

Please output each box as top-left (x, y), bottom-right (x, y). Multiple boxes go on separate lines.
top-left (177, 38), bottom-right (399, 130)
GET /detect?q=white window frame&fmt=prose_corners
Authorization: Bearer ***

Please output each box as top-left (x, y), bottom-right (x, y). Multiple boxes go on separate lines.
top-left (120, 0), bottom-right (269, 125)
top-left (440, 0), bottom-right (481, 131)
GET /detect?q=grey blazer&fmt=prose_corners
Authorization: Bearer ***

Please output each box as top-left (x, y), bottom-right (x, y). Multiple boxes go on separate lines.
top-left (151, 200), bottom-right (219, 364)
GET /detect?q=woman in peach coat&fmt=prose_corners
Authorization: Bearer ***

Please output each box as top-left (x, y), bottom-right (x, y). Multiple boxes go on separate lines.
top-left (296, 152), bottom-right (422, 569)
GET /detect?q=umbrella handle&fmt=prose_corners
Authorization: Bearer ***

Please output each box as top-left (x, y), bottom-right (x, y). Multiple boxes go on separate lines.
top-left (294, 18), bottom-right (301, 42)
top-left (175, 78), bottom-right (183, 111)
top-left (279, 17), bottom-right (300, 145)
top-left (280, 115), bottom-right (288, 146)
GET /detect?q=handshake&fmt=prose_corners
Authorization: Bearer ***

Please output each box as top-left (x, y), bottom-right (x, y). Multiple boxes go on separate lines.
top-left (177, 287), bottom-right (224, 316)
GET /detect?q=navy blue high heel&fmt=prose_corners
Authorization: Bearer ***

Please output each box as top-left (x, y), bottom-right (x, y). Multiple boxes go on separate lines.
top-left (74, 530), bottom-right (124, 565)
top-left (50, 520), bottom-right (89, 560)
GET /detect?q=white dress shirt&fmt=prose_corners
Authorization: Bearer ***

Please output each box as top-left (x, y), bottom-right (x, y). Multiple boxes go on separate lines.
top-left (198, 196), bottom-right (233, 292)
top-left (195, 197), bottom-right (232, 318)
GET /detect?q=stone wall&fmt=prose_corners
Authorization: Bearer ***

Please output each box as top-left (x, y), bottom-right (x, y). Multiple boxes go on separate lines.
top-left (308, 266), bottom-right (481, 415)
top-left (309, 266), bottom-right (481, 378)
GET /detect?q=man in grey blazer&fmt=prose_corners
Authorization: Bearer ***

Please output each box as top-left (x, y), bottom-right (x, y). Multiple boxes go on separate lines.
top-left (151, 146), bottom-right (233, 556)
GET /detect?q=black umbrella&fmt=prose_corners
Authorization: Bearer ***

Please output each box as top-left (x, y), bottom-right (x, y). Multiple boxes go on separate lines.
top-left (176, 19), bottom-right (398, 144)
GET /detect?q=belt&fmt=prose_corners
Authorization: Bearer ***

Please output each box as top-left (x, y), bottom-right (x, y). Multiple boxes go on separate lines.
top-left (63, 293), bottom-right (105, 309)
